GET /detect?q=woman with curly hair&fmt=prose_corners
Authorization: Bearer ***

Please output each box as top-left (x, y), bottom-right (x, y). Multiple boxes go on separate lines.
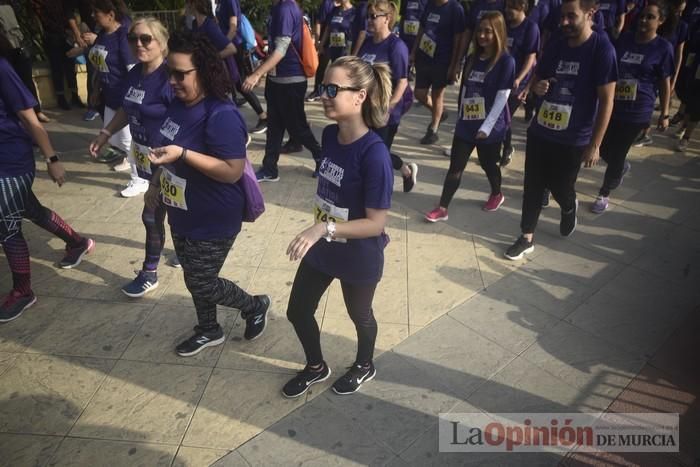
top-left (147, 31), bottom-right (270, 357)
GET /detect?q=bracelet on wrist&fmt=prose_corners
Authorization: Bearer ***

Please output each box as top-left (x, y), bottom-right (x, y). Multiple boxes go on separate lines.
top-left (180, 147), bottom-right (188, 162)
top-left (99, 128), bottom-right (112, 137)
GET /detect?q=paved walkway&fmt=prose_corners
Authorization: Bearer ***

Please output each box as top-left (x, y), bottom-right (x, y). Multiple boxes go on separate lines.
top-left (0, 84), bottom-right (698, 467)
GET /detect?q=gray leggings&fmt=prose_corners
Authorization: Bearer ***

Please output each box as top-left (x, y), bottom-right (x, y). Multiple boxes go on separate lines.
top-left (172, 233), bottom-right (258, 333)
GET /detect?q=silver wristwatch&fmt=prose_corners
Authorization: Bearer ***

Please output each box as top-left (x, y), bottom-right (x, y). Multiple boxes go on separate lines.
top-left (324, 221), bottom-right (336, 242)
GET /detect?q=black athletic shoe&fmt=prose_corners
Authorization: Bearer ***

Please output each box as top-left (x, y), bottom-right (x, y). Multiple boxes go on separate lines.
top-left (175, 326), bottom-right (225, 357)
top-left (244, 295), bottom-right (270, 341)
top-left (281, 140), bottom-right (303, 154)
top-left (500, 146), bottom-right (514, 167)
top-left (420, 128), bottom-right (438, 145)
top-left (403, 162), bottom-right (418, 193)
top-left (541, 189), bottom-right (551, 208)
top-left (504, 235), bottom-right (534, 261)
top-left (251, 118), bottom-right (268, 134)
top-left (560, 199), bottom-right (578, 237)
top-left (282, 362), bottom-right (331, 398)
top-left (0, 290), bottom-right (37, 323)
top-left (235, 96), bottom-right (247, 107)
top-left (332, 362), bottom-right (377, 395)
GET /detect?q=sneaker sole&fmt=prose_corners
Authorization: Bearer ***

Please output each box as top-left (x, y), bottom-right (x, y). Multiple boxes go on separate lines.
top-left (332, 367), bottom-right (377, 395)
top-left (251, 127), bottom-right (268, 135)
top-left (120, 187), bottom-right (149, 198)
top-left (0, 296), bottom-right (37, 323)
top-left (245, 296), bottom-right (271, 341)
top-left (121, 281), bottom-right (159, 298)
top-left (425, 214), bottom-right (448, 223)
top-left (59, 239), bottom-right (95, 269)
top-left (257, 177), bottom-right (280, 183)
top-left (176, 335), bottom-right (225, 357)
top-left (282, 368), bottom-right (332, 399)
top-left (504, 245), bottom-right (535, 261)
top-left (483, 196), bottom-right (505, 212)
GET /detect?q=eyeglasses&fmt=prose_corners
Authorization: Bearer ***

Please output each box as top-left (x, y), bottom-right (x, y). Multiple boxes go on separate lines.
top-left (168, 68), bottom-right (196, 81)
top-left (319, 83), bottom-right (362, 98)
top-left (127, 33), bottom-right (154, 46)
top-left (368, 13), bottom-right (388, 20)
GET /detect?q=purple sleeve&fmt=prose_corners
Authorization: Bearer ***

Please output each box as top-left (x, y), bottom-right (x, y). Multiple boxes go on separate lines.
top-left (0, 60), bottom-right (37, 112)
top-left (466, 2), bottom-right (478, 30)
top-left (658, 43), bottom-right (675, 79)
top-left (391, 39), bottom-right (410, 79)
top-left (500, 55), bottom-right (516, 89)
top-left (617, 0), bottom-right (626, 17)
top-left (205, 107), bottom-right (247, 160)
top-left (361, 142), bottom-right (393, 209)
top-left (454, 2), bottom-right (467, 33)
top-left (680, 21), bottom-right (689, 44)
top-left (275, 4), bottom-right (295, 38)
top-left (232, 0), bottom-right (241, 18)
top-left (593, 38), bottom-right (619, 86)
top-left (524, 22), bottom-right (540, 55)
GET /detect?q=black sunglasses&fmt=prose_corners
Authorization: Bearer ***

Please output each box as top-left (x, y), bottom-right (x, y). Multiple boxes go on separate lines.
top-left (127, 33), bottom-right (154, 46)
top-left (368, 13), bottom-right (388, 19)
top-left (168, 68), bottom-right (196, 81)
top-left (319, 83), bottom-right (362, 98)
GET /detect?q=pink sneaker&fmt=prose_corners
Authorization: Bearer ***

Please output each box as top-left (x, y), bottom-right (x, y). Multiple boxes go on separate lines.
top-left (483, 193), bottom-right (505, 212)
top-left (425, 207), bottom-right (448, 223)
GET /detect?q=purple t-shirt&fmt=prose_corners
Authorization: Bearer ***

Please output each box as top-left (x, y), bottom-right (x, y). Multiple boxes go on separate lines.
top-left (325, 6), bottom-right (357, 60)
top-left (597, 0), bottom-right (626, 31)
top-left (192, 16), bottom-right (240, 84)
top-left (304, 125), bottom-right (393, 285)
top-left (317, 0), bottom-right (336, 36)
top-left (682, 0), bottom-right (700, 32)
top-left (466, 0), bottom-right (506, 30)
top-left (664, 20), bottom-right (689, 50)
top-left (89, 25), bottom-right (136, 109)
top-left (269, 0), bottom-right (304, 78)
top-left (455, 53), bottom-right (515, 143)
top-left (215, 0), bottom-right (241, 38)
top-left (507, 17), bottom-right (540, 91)
top-left (358, 34), bottom-right (410, 125)
top-left (529, 0), bottom-right (554, 29)
top-left (158, 96), bottom-right (247, 240)
top-left (612, 33), bottom-right (674, 123)
top-left (400, 0), bottom-right (428, 49)
top-left (0, 58), bottom-right (38, 177)
top-left (530, 31), bottom-right (618, 146)
top-left (122, 62), bottom-right (175, 180)
top-left (417, 0), bottom-right (466, 66)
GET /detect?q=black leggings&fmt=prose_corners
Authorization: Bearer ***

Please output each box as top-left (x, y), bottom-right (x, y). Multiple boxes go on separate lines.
top-left (287, 260), bottom-right (378, 367)
top-left (172, 233), bottom-right (258, 334)
top-left (373, 124), bottom-right (404, 171)
top-left (439, 135), bottom-right (502, 207)
top-left (234, 52), bottom-right (265, 116)
top-left (599, 119), bottom-right (646, 197)
top-left (520, 130), bottom-right (583, 234)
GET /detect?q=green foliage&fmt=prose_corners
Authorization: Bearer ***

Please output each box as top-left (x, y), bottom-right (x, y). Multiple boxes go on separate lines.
top-left (126, 0), bottom-right (186, 10)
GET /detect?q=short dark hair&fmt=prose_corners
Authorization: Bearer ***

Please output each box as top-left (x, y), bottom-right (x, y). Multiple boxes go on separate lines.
top-left (507, 0), bottom-right (529, 12)
top-left (188, 0), bottom-right (213, 16)
top-left (562, 0), bottom-right (598, 12)
top-left (93, 0), bottom-right (130, 22)
top-left (168, 31), bottom-right (233, 101)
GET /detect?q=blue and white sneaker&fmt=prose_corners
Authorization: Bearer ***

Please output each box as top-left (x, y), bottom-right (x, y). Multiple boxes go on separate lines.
top-left (255, 168), bottom-right (280, 183)
top-left (121, 270), bottom-right (158, 298)
top-left (83, 109), bottom-right (99, 121)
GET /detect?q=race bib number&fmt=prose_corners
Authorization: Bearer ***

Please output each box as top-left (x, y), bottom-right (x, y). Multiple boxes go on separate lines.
top-left (419, 34), bottom-right (437, 58)
top-left (312, 194), bottom-right (348, 243)
top-left (330, 31), bottom-right (346, 47)
top-left (615, 79), bottom-right (638, 101)
top-left (537, 101), bottom-right (572, 131)
top-left (131, 142), bottom-right (152, 175)
top-left (124, 86), bottom-right (145, 104)
top-left (159, 118), bottom-right (180, 141)
top-left (462, 97), bottom-right (486, 120)
top-left (160, 168), bottom-right (188, 210)
top-left (88, 45), bottom-right (109, 73)
top-left (404, 20), bottom-right (420, 35)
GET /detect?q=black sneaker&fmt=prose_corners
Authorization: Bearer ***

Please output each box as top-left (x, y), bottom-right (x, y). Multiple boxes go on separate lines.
top-left (244, 295), bottom-right (270, 340)
top-left (420, 128), bottom-right (438, 145)
top-left (281, 140), bottom-right (303, 154)
top-left (235, 96), bottom-right (247, 107)
top-left (403, 162), bottom-right (418, 193)
top-left (670, 112), bottom-right (683, 126)
top-left (541, 189), bottom-right (550, 208)
top-left (500, 146), bottom-right (514, 167)
top-left (560, 199), bottom-right (578, 237)
top-left (59, 238), bottom-right (95, 269)
top-left (332, 362), bottom-right (377, 395)
top-left (282, 362), bottom-right (331, 398)
top-left (0, 290), bottom-right (37, 323)
top-left (175, 326), bottom-right (225, 357)
top-left (251, 118), bottom-right (268, 134)
top-left (504, 235), bottom-right (535, 261)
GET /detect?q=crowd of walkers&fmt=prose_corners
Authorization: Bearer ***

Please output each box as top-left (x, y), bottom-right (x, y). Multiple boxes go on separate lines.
top-left (0, 0), bottom-right (697, 397)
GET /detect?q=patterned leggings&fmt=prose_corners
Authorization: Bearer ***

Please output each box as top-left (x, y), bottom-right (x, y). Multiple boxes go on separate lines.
top-left (141, 199), bottom-right (167, 271)
top-left (172, 233), bottom-right (258, 333)
top-left (1, 173), bottom-right (83, 294)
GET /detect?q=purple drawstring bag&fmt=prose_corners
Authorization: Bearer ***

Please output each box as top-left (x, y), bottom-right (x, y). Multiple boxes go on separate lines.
top-left (239, 158), bottom-right (265, 222)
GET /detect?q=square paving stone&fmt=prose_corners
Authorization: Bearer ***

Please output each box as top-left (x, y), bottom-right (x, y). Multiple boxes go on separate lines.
top-left (46, 438), bottom-right (176, 467)
top-left (236, 395), bottom-right (394, 466)
top-left (182, 368), bottom-right (306, 450)
top-left (0, 354), bottom-right (114, 435)
top-left (392, 315), bottom-right (517, 399)
top-left (0, 433), bottom-right (62, 467)
top-left (70, 361), bottom-right (211, 444)
top-left (122, 305), bottom-right (238, 367)
top-left (26, 300), bottom-right (151, 358)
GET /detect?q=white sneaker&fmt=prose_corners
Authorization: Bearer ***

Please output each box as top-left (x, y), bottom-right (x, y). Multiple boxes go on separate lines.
top-left (112, 158), bottom-right (131, 172)
top-left (120, 180), bottom-right (149, 198)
